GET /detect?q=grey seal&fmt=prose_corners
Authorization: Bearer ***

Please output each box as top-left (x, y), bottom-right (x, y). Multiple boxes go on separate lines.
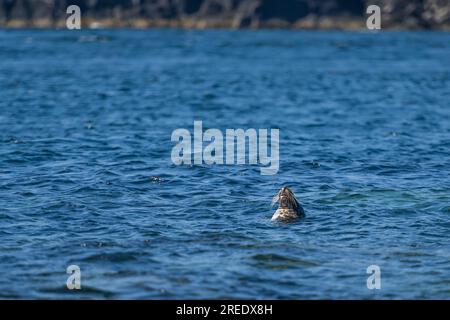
top-left (271, 186), bottom-right (305, 222)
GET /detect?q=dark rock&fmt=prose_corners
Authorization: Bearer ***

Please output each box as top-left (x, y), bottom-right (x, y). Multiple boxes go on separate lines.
top-left (0, 0), bottom-right (448, 29)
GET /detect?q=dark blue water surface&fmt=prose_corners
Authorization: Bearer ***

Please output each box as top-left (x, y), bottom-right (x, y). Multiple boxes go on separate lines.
top-left (0, 29), bottom-right (449, 299)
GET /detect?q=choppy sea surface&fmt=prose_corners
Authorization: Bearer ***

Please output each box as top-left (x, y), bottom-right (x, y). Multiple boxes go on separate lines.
top-left (0, 29), bottom-right (449, 299)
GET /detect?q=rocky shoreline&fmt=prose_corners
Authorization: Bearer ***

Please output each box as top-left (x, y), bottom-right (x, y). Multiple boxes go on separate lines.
top-left (1, 0), bottom-right (449, 30)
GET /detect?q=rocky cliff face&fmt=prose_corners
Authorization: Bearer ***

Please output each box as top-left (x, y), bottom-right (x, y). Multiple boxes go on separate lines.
top-left (0, 0), bottom-right (449, 29)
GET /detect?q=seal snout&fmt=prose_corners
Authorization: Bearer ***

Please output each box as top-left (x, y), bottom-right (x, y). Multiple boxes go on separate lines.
top-left (279, 189), bottom-right (290, 208)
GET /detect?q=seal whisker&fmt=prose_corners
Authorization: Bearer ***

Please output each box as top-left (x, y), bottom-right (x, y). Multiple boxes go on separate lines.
top-left (271, 192), bottom-right (280, 207)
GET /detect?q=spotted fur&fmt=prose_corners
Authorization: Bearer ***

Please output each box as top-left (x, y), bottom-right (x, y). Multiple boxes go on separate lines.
top-left (271, 187), bottom-right (305, 221)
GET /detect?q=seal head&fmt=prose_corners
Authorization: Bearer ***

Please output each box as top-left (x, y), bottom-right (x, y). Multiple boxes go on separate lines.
top-left (271, 186), bottom-right (305, 222)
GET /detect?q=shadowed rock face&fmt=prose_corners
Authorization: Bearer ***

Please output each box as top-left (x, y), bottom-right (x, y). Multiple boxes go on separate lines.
top-left (0, 0), bottom-right (449, 29)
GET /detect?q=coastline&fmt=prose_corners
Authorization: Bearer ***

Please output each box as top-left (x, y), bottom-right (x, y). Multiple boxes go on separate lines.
top-left (1, 0), bottom-right (449, 31)
top-left (2, 17), bottom-right (450, 30)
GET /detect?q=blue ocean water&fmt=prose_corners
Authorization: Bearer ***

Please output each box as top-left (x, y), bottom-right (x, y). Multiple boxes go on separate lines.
top-left (0, 29), bottom-right (449, 299)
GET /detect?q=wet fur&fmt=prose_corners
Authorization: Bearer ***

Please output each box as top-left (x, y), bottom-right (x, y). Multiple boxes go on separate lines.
top-left (271, 187), bottom-right (304, 221)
